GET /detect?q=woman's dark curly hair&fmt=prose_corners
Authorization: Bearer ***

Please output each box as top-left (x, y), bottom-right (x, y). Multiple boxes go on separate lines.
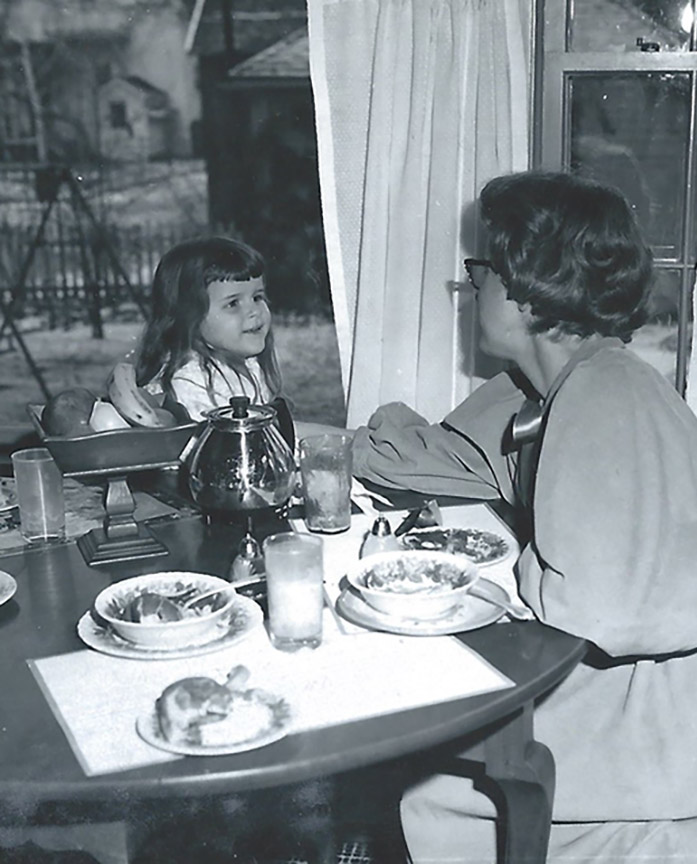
top-left (479, 171), bottom-right (653, 341)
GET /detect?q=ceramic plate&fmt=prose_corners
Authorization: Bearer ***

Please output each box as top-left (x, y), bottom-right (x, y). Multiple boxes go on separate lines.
top-left (77, 595), bottom-right (263, 659)
top-left (136, 690), bottom-right (291, 756)
top-left (399, 527), bottom-right (511, 566)
top-left (336, 577), bottom-right (507, 636)
top-left (0, 570), bottom-right (17, 606)
top-left (0, 478), bottom-right (17, 513)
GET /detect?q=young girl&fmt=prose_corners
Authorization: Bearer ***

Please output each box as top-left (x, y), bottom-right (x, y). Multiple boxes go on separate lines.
top-left (135, 236), bottom-right (284, 423)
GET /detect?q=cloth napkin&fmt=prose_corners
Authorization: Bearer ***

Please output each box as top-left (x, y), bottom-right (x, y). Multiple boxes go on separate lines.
top-left (29, 615), bottom-right (513, 777)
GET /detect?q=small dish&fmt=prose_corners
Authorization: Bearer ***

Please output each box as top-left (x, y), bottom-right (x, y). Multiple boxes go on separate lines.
top-left (93, 572), bottom-right (237, 649)
top-left (345, 550), bottom-right (479, 620)
top-left (136, 689), bottom-right (291, 756)
top-left (336, 577), bottom-right (508, 636)
top-left (77, 595), bottom-right (263, 659)
top-left (0, 570), bottom-right (18, 606)
top-left (399, 527), bottom-right (511, 566)
top-left (0, 478), bottom-right (17, 514)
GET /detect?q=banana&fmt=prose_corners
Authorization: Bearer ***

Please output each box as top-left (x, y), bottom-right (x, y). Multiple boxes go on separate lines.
top-left (107, 362), bottom-right (177, 428)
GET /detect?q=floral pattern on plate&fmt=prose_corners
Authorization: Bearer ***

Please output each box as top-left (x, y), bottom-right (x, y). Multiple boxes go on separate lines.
top-left (336, 577), bottom-right (507, 636)
top-left (77, 595), bottom-right (263, 659)
top-left (0, 478), bottom-right (17, 513)
top-left (0, 570), bottom-right (17, 606)
top-left (399, 527), bottom-right (510, 566)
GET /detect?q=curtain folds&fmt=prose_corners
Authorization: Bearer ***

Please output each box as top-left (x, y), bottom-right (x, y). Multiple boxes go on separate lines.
top-left (308, 0), bottom-right (533, 427)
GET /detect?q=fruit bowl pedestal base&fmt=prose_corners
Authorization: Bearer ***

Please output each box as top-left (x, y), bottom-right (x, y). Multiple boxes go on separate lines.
top-left (77, 474), bottom-right (169, 567)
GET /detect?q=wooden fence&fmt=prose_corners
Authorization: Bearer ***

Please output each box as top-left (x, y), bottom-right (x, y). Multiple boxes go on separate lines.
top-left (0, 219), bottom-right (202, 337)
top-left (0, 160), bottom-right (214, 338)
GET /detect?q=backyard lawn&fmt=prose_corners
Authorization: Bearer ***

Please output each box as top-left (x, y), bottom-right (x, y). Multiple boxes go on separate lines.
top-left (0, 313), bottom-right (347, 428)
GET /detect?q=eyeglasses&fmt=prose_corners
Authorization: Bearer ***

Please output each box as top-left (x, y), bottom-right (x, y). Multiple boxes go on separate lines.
top-left (464, 258), bottom-right (493, 291)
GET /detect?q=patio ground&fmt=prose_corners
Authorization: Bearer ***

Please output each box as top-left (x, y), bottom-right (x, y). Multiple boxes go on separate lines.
top-left (0, 313), bottom-right (347, 428)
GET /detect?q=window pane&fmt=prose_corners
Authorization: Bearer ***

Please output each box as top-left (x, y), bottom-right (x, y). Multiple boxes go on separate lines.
top-left (570, 0), bottom-right (692, 52)
top-left (629, 268), bottom-right (681, 381)
top-left (568, 72), bottom-right (690, 259)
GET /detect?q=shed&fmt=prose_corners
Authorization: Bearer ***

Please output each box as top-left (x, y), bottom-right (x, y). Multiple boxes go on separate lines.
top-left (98, 75), bottom-right (172, 162)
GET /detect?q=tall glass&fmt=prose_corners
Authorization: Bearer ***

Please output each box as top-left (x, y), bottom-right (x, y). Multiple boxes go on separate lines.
top-left (299, 433), bottom-right (352, 533)
top-left (263, 533), bottom-right (324, 651)
top-left (11, 448), bottom-right (65, 544)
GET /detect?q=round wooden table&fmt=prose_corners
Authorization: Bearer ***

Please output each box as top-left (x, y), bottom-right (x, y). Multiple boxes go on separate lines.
top-left (0, 509), bottom-right (586, 863)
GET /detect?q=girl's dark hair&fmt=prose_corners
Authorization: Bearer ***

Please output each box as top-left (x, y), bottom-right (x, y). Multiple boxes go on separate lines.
top-left (479, 170), bottom-right (653, 340)
top-left (135, 236), bottom-right (282, 399)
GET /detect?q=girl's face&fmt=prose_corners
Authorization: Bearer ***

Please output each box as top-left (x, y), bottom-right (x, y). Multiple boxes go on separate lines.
top-left (199, 277), bottom-right (271, 360)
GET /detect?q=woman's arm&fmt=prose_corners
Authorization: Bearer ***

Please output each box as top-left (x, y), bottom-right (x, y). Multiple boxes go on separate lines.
top-left (351, 373), bottom-right (525, 502)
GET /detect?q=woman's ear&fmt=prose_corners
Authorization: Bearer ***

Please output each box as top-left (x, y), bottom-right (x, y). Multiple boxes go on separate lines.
top-left (517, 302), bottom-right (539, 334)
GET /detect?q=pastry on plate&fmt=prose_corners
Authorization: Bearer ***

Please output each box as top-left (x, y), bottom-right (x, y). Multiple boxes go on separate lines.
top-left (155, 664), bottom-right (288, 747)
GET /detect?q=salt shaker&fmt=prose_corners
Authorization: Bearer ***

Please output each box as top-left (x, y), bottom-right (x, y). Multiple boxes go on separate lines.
top-left (229, 519), bottom-right (265, 583)
top-left (359, 515), bottom-right (401, 558)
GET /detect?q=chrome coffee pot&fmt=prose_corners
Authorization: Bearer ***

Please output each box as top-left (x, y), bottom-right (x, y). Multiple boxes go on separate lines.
top-left (182, 396), bottom-right (297, 519)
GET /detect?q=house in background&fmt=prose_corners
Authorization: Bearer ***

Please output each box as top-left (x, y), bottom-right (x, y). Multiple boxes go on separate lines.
top-left (98, 76), bottom-right (172, 162)
top-left (0, 0), bottom-right (200, 162)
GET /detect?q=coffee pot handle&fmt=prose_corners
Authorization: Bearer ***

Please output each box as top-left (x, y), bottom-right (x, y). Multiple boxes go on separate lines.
top-left (178, 421), bottom-right (207, 467)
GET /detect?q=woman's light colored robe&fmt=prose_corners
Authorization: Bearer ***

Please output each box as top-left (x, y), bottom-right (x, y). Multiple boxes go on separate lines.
top-left (352, 338), bottom-right (697, 860)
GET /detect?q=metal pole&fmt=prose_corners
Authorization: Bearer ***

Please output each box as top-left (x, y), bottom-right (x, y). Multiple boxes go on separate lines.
top-left (65, 172), bottom-right (148, 316)
top-left (0, 196), bottom-right (56, 344)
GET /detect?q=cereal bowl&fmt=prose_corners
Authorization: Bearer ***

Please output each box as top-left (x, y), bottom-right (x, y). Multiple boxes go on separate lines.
top-left (345, 550), bottom-right (479, 620)
top-left (93, 572), bottom-right (237, 649)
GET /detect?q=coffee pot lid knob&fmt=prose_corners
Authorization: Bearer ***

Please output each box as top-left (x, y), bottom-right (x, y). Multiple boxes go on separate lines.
top-left (230, 395), bottom-right (250, 418)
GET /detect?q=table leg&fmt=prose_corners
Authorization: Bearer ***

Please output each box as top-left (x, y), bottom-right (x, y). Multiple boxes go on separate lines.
top-left (483, 703), bottom-right (555, 864)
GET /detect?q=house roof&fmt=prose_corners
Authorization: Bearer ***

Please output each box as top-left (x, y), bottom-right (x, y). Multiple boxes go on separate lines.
top-left (100, 75), bottom-right (170, 111)
top-left (185, 0), bottom-right (306, 56)
top-left (122, 75), bottom-right (166, 95)
top-left (227, 27), bottom-right (308, 80)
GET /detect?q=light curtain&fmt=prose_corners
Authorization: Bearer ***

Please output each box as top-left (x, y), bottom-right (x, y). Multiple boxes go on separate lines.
top-left (685, 269), bottom-right (697, 413)
top-left (308, 0), bottom-right (532, 427)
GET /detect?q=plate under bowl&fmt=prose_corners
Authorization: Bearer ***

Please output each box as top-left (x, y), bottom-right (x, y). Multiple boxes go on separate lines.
top-left (345, 550), bottom-right (479, 620)
top-left (93, 571), bottom-right (236, 649)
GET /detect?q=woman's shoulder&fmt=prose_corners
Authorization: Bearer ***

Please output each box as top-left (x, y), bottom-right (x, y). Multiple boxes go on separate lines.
top-left (564, 343), bottom-right (674, 396)
top-left (553, 342), bottom-right (696, 431)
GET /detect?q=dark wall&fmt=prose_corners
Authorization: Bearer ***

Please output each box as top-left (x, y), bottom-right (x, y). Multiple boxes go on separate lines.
top-left (200, 63), bottom-right (331, 316)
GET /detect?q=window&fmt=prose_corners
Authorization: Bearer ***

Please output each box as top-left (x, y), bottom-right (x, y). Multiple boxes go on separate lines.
top-left (537, 0), bottom-right (697, 394)
top-left (109, 101), bottom-right (128, 130)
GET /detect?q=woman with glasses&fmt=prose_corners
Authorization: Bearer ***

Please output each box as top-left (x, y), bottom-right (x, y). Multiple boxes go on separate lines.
top-left (353, 170), bottom-right (697, 862)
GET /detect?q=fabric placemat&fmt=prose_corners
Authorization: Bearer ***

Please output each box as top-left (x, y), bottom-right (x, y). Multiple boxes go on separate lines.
top-left (28, 616), bottom-right (513, 777)
top-left (0, 478), bottom-right (179, 554)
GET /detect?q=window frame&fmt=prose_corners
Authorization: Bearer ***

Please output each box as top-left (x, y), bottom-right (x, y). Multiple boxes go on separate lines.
top-left (534, 0), bottom-right (697, 395)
